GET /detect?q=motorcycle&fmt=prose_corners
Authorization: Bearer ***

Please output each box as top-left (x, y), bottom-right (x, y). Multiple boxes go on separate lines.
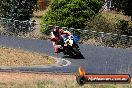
top-left (59, 34), bottom-right (84, 58)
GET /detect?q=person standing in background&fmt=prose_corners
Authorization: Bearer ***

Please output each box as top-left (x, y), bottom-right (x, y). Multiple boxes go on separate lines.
top-left (103, 0), bottom-right (112, 10)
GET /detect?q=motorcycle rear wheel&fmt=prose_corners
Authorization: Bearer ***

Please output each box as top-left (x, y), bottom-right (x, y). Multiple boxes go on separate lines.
top-left (72, 47), bottom-right (84, 58)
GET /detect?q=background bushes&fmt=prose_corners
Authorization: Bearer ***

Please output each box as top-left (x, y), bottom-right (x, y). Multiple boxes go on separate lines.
top-left (41, 0), bottom-right (103, 34)
top-left (112, 0), bottom-right (132, 19)
top-left (84, 14), bottom-right (116, 33)
top-left (0, 0), bottom-right (37, 20)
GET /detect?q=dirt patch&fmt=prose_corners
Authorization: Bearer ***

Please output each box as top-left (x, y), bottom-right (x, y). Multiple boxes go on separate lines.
top-left (26, 10), bottom-right (50, 40)
top-left (33, 10), bottom-right (44, 18)
top-left (0, 47), bottom-right (55, 66)
top-left (0, 72), bottom-right (75, 83)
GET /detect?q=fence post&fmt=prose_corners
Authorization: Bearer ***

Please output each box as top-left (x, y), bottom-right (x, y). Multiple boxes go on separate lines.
top-left (98, 32), bottom-right (105, 46)
top-left (7, 19), bottom-right (13, 30)
top-left (83, 30), bottom-right (89, 40)
top-left (42, 24), bottom-right (47, 28)
top-left (69, 28), bottom-right (75, 34)
top-left (120, 35), bottom-right (128, 48)
top-left (128, 36), bottom-right (132, 47)
top-left (61, 27), bottom-right (68, 31)
top-left (91, 31), bottom-right (97, 39)
top-left (75, 29), bottom-right (81, 35)
top-left (111, 34), bottom-right (118, 48)
top-left (1, 18), bottom-right (6, 28)
top-left (49, 25), bottom-right (54, 30)
top-left (105, 33), bottom-right (112, 47)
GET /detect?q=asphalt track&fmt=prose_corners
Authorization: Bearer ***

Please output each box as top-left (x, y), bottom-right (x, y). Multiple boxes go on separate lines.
top-left (0, 35), bottom-right (132, 75)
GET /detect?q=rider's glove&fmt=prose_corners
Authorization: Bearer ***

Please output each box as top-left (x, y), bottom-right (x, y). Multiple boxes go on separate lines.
top-left (57, 45), bottom-right (62, 48)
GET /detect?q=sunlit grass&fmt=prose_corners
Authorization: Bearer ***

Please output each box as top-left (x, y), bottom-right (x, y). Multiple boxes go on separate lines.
top-left (0, 47), bottom-right (55, 66)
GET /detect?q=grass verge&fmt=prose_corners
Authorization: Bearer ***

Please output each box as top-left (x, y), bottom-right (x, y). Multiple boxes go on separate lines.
top-left (0, 72), bottom-right (131, 88)
top-left (0, 47), bottom-right (55, 66)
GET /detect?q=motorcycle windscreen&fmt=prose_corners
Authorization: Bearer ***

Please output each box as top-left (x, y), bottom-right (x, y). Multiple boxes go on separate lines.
top-left (73, 35), bottom-right (80, 43)
top-left (61, 34), bottom-right (67, 41)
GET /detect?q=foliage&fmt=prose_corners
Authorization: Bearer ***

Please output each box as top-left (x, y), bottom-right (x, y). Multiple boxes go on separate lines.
top-left (117, 20), bottom-right (128, 31)
top-left (112, 0), bottom-right (132, 19)
top-left (41, 0), bottom-right (103, 34)
top-left (85, 11), bottom-right (132, 35)
top-left (0, 0), bottom-right (37, 20)
top-left (85, 14), bottom-right (117, 33)
top-left (117, 20), bottom-right (132, 35)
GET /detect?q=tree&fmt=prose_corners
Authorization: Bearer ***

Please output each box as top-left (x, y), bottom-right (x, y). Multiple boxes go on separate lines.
top-left (126, 0), bottom-right (132, 20)
top-left (0, 0), bottom-right (37, 20)
top-left (41, 0), bottom-right (103, 33)
top-left (112, 0), bottom-right (132, 20)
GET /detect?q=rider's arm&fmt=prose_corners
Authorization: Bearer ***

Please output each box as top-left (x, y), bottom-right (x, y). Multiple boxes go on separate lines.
top-left (60, 29), bottom-right (71, 35)
top-left (52, 41), bottom-right (56, 46)
top-left (63, 30), bottom-right (71, 35)
top-left (50, 32), bottom-right (56, 41)
top-left (50, 32), bottom-right (57, 47)
top-left (50, 32), bottom-right (55, 38)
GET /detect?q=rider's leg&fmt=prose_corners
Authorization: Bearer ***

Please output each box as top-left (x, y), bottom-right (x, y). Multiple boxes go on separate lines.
top-left (52, 41), bottom-right (61, 53)
top-left (54, 45), bottom-right (59, 53)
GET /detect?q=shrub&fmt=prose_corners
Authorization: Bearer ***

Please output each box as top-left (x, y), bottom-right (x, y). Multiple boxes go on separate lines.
top-left (0, 0), bottom-right (37, 20)
top-left (117, 20), bottom-right (132, 35)
top-left (85, 11), bottom-right (132, 35)
top-left (112, 0), bottom-right (132, 19)
top-left (41, 0), bottom-right (103, 34)
top-left (84, 14), bottom-right (117, 33)
top-left (117, 20), bottom-right (128, 34)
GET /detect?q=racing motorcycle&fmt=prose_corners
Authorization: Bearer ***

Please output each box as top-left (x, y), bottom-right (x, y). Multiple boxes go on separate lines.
top-left (59, 34), bottom-right (84, 58)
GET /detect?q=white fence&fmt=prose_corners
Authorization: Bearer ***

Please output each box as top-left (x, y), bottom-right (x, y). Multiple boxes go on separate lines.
top-left (42, 24), bottom-right (132, 48)
top-left (0, 18), bottom-right (132, 48)
top-left (0, 18), bottom-right (36, 36)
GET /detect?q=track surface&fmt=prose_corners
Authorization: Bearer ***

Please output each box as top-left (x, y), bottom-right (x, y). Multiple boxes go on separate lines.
top-left (0, 35), bottom-right (132, 75)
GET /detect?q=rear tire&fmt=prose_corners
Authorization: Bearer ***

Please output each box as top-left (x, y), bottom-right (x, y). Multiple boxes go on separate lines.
top-left (72, 47), bottom-right (84, 58)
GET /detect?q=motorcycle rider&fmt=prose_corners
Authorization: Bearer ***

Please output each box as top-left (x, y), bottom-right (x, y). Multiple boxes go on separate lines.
top-left (50, 26), bottom-right (71, 53)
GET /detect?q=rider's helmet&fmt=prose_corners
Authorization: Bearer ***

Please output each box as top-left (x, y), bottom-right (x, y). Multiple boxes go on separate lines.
top-left (53, 26), bottom-right (60, 36)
